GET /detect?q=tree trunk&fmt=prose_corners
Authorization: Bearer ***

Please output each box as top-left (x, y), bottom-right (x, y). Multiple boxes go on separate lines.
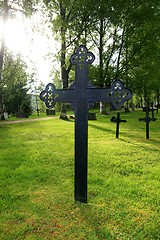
top-left (60, 2), bottom-right (68, 89)
top-left (115, 27), bottom-right (125, 79)
top-left (0, 0), bottom-right (9, 118)
top-left (59, 2), bottom-right (69, 119)
top-left (99, 19), bottom-right (104, 87)
top-left (99, 19), bottom-right (108, 114)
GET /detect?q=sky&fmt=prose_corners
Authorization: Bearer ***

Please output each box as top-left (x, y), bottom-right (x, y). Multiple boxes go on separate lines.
top-left (1, 8), bottom-right (60, 86)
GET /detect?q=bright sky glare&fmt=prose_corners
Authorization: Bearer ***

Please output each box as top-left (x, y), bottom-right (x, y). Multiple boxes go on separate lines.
top-left (1, 10), bottom-right (60, 86)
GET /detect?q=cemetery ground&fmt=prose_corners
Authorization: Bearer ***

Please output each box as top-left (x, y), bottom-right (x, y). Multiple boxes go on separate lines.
top-left (0, 110), bottom-right (159, 240)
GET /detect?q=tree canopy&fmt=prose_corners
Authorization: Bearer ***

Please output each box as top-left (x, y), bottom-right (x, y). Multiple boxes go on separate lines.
top-left (0, 0), bottom-right (160, 117)
top-left (0, 0), bottom-right (39, 117)
top-left (2, 53), bottom-right (33, 115)
top-left (41, 0), bottom-right (160, 106)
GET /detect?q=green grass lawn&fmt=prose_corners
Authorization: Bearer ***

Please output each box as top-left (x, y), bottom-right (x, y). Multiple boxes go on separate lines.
top-left (0, 110), bottom-right (159, 239)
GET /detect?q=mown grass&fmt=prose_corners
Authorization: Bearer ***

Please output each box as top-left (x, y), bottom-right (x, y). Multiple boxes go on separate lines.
top-left (0, 110), bottom-right (159, 239)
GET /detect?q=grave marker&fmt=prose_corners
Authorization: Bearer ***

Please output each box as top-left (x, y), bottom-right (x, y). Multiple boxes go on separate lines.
top-left (139, 104), bottom-right (157, 139)
top-left (40, 45), bottom-right (132, 203)
top-left (139, 107), bottom-right (150, 139)
top-left (110, 112), bottom-right (127, 138)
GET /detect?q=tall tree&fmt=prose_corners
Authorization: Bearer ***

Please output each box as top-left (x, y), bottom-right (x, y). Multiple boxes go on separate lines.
top-left (43, 0), bottom-right (95, 117)
top-left (0, 0), bottom-right (38, 118)
top-left (43, 0), bottom-right (97, 87)
top-left (2, 53), bottom-right (32, 115)
top-left (89, 0), bottom-right (160, 95)
top-left (41, 0), bottom-right (160, 108)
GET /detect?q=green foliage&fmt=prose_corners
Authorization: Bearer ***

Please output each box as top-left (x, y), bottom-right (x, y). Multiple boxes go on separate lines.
top-left (0, 110), bottom-right (159, 239)
top-left (5, 0), bottom-right (39, 16)
top-left (2, 53), bottom-right (32, 114)
top-left (20, 96), bottom-right (32, 116)
top-left (42, 0), bottom-right (160, 103)
top-left (0, 3), bottom-right (45, 115)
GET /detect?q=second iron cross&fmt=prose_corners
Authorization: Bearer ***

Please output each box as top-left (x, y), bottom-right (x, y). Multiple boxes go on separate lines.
top-left (40, 45), bottom-right (132, 203)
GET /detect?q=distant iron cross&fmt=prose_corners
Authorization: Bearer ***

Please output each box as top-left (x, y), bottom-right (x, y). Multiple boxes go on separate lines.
top-left (139, 107), bottom-right (150, 139)
top-left (110, 112), bottom-right (127, 138)
top-left (139, 105), bottom-right (157, 139)
top-left (40, 45), bottom-right (132, 203)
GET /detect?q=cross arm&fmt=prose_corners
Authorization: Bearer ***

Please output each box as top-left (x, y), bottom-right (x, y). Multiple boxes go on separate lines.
top-left (87, 80), bottom-right (132, 110)
top-left (39, 83), bottom-right (75, 109)
top-left (87, 88), bottom-right (110, 102)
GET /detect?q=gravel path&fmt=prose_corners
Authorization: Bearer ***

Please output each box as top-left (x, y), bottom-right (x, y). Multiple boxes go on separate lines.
top-left (0, 117), bottom-right (56, 125)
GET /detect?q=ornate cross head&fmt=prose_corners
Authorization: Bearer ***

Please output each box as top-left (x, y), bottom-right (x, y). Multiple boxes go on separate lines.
top-left (39, 83), bottom-right (57, 109)
top-left (70, 45), bottom-right (95, 69)
top-left (109, 80), bottom-right (132, 109)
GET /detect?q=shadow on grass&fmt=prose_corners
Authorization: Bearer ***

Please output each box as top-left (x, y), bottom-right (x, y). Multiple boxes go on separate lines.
top-left (147, 138), bottom-right (160, 144)
top-left (89, 122), bottom-right (160, 151)
top-left (119, 138), bottom-right (160, 153)
top-left (88, 122), bottom-right (137, 139)
top-left (88, 122), bottom-right (116, 135)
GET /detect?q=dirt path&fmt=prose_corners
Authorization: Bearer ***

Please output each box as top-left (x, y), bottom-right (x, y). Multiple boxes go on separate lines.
top-left (0, 117), bottom-right (56, 125)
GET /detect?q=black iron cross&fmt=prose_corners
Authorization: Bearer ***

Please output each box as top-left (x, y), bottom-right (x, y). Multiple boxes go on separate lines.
top-left (40, 45), bottom-right (132, 203)
top-left (110, 112), bottom-right (127, 138)
top-left (139, 104), bottom-right (157, 139)
top-left (139, 107), bottom-right (151, 139)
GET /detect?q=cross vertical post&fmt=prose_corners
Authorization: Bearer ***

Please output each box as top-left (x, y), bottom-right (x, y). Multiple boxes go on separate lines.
top-left (116, 112), bottom-right (120, 138)
top-left (70, 46), bottom-right (95, 203)
top-left (146, 109), bottom-right (150, 139)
